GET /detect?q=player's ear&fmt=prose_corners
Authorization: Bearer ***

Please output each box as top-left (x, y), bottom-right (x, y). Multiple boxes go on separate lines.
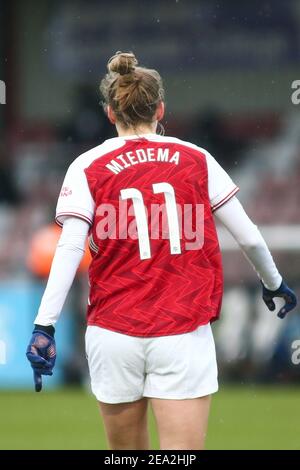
top-left (107, 105), bottom-right (116, 124)
top-left (156, 101), bottom-right (165, 122)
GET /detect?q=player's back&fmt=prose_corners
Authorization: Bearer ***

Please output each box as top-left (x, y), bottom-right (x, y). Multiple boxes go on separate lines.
top-left (57, 134), bottom-right (237, 337)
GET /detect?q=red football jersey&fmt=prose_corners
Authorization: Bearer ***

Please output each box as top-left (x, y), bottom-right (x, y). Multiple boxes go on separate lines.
top-left (56, 134), bottom-right (239, 337)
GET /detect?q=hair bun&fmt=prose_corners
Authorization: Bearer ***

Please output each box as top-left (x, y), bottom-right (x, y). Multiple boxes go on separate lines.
top-left (107, 51), bottom-right (138, 75)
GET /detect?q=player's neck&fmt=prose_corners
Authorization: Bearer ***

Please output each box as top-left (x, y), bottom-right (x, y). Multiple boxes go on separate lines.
top-left (116, 122), bottom-right (157, 137)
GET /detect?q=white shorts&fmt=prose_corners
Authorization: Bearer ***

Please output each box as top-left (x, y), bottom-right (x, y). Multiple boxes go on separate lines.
top-left (85, 324), bottom-right (218, 404)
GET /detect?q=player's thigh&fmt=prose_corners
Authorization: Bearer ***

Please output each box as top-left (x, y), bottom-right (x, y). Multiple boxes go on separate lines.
top-left (85, 326), bottom-right (145, 404)
top-left (99, 398), bottom-right (149, 448)
top-left (150, 396), bottom-right (211, 450)
top-left (144, 324), bottom-right (218, 401)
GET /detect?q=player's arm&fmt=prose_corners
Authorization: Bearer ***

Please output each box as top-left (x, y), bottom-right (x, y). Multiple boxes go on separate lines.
top-left (214, 196), bottom-right (297, 318)
top-left (26, 217), bottom-right (89, 391)
top-left (205, 150), bottom-right (297, 318)
top-left (34, 217), bottom-right (89, 326)
top-left (26, 158), bottom-right (94, 392)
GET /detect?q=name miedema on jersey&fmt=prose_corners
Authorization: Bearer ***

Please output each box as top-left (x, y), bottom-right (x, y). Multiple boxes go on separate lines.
top-left (106, 147), bottom-right (180, 174)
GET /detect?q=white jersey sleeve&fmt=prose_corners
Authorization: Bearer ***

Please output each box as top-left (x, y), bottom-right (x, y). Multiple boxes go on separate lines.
top-left (56, 160), bottom-right (95, 226)
top-left (205, 152), bottom-right (239, 211)
top-left (215, 196), bottom-right (282, 290)
top-left (34, 217), bottom-right (90, 326)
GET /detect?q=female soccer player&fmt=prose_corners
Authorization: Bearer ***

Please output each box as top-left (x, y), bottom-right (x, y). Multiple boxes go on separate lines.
top-left (26, 52), bottom-right (297, 450)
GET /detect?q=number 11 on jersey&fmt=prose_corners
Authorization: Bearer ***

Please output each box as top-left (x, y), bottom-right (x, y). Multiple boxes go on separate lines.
top-left (121, 182), bottom-right (181, 260)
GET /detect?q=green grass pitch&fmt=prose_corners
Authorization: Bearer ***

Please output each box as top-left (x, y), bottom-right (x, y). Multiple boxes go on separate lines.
top-left (0, 385), bottom-right (299, 450)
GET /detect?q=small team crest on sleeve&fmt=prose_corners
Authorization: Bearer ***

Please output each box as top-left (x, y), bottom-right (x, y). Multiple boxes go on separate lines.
top-left (60, 186), bottom-right (73, 197)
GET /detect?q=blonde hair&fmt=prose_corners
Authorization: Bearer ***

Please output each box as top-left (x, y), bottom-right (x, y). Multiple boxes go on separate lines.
top-left (100, 51), bottom-right (165, 130)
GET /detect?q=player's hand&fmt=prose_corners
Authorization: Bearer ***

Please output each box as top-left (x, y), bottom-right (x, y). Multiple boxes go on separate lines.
top-left (26, 325), bottom-right (56, 392)
top-left (262, 281), bottom-right (297, 319)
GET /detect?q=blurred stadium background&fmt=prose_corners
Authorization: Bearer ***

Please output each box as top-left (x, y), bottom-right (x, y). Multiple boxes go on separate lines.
top-left (0, 0), bottom-right (300, 450)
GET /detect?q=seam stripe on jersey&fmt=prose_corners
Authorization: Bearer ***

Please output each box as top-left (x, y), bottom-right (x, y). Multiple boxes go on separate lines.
top-left (211, 187), bottom-right (239, 212)
top-left (55, 212), bottom-right (93, 227)
top-left (89, 234), bottom-right (99, 254)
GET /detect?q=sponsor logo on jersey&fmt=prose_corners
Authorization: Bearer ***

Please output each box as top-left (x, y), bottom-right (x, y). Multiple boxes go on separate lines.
top-left (60, 186), bottom-right (73, 197)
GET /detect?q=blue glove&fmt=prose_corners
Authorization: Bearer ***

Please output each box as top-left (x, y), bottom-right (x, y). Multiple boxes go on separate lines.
top-left (262, 280), bottom-right (297, 319)
top-left (26, 325), bottom-right (56, 392)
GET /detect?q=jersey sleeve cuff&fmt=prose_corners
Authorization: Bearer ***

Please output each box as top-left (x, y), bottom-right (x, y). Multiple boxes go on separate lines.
top-left (55, 208), bottom-right (93, 227)
top-left (211, 186), bottom-right (239, 212)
